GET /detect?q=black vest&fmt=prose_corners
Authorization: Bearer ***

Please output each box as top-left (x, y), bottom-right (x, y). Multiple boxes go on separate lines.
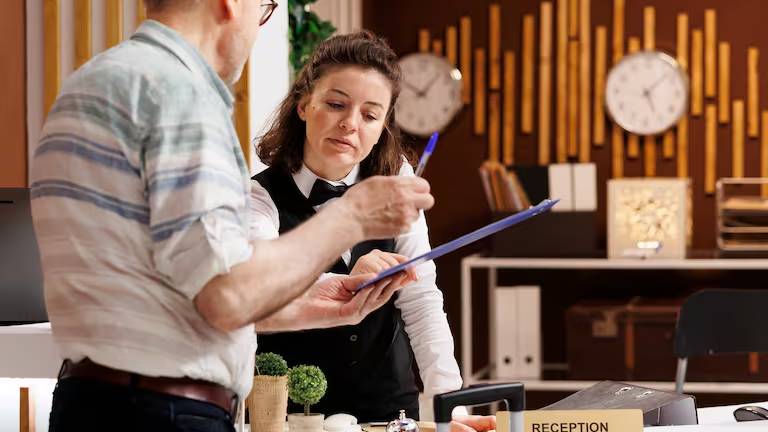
top-left (253, 167), bottom-right (419, 422)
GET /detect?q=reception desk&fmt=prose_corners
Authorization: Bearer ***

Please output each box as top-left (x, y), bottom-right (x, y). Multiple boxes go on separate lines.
top-left (2, 323), bottom-right (765, 432)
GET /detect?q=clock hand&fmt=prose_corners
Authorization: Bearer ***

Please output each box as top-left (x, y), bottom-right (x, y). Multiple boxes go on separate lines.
top-left (647, 70), bottom-right (672, 93)
top-left (642, 89), bottom-right (656, 113)
top-left (419, 73), bottom-right (440, 97)
top-left (402, 80), bottom-right (423, 96)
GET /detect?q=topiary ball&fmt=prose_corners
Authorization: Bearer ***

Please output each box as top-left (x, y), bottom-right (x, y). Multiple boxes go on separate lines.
top-left (288, 365), bottom-right (327, 407)
top-left (255, 352), bottom-right (289, 376)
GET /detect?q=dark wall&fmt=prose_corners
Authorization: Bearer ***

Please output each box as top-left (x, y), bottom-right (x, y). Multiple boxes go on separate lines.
top-left (364, 0), bottom-right (768, 369)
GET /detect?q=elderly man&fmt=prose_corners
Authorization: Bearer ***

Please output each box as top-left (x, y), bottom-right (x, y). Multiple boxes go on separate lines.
top-left (31, 1), bottom-right (494, 431)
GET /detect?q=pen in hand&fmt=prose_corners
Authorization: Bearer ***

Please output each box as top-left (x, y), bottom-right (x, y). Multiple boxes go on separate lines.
top-left (414, 132), bottom-right (439, 177)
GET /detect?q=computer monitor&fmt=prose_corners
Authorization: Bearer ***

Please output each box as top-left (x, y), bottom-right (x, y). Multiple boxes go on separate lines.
top-left (0, 188), bottom-right (47, 325)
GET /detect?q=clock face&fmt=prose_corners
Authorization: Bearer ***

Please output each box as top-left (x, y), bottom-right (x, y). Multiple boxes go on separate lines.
top-left (395, 53), bottom-right (463, 137)
top-left (605, 50), bottom-right (689, 136)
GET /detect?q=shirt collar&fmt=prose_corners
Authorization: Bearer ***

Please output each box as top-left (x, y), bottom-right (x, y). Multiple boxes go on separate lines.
top-left (131, 20), bottom-right (234, 108)
top-left (293, 164), bottom-right (361, 199)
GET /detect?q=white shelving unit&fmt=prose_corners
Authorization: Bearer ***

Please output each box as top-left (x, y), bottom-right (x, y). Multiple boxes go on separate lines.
top-left (460, 254), bottom-right (768, 394)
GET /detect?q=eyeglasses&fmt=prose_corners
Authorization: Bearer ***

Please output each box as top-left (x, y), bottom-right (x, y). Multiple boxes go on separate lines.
top-left (260, 0), bottom-right (278, 26)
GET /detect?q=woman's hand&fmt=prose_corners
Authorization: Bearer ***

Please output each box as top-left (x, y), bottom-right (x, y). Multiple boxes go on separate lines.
top-left (350, 249), bottom-right (418, 283)
top-left (451, 415), bottom-right (496, 432)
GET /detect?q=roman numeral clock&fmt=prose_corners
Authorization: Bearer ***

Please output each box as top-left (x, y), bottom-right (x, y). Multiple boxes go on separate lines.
top-left (394, 52), bottom-right (464, 137)
top-left (605, 50), bottom-right (689, 136)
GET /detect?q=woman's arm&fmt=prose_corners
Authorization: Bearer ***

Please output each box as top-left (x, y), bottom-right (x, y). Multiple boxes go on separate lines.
top-left (392, 163), bottom-right (464, 414)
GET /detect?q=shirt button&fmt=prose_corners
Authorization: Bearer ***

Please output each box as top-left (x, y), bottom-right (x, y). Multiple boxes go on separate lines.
top-left (349, 334), bottom-right (358, 342)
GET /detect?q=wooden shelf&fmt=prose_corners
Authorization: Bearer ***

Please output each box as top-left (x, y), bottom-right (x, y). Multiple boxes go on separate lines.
top-left (463, 255), bottom-right (768, 270)
top-left (460, 255), bottom-right (768, 395)
top-left (471, 378), bottom-right (768, 394)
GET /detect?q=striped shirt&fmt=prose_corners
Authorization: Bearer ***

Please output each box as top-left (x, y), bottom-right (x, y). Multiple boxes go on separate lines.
top-left (30, 20), bottom-right (256, 399)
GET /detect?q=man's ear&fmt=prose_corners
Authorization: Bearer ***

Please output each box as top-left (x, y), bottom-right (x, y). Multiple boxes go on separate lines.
top-left (219, 0), bottom-right (238, 20)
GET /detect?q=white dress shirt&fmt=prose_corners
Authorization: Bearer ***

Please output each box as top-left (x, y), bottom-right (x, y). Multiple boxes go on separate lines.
top-left (248, 161), bottom-right (464, 418)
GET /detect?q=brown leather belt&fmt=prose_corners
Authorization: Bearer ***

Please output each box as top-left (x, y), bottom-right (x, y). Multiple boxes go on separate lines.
top-left (58, 359), bottom-right (239, 418)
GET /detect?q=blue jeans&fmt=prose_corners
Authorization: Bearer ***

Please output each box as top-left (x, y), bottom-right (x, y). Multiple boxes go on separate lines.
top-left (48, 377), bottom-right (236, 432)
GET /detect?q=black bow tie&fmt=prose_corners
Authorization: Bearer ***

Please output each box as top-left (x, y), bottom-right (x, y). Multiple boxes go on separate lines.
top-left (307, 179), bottom-right (349, 206)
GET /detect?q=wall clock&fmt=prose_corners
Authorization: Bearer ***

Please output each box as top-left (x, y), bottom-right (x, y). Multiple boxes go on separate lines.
top-left (605, 50), bottom-right (689, 136)
top-left (394, 52), bottom-right (463, 137)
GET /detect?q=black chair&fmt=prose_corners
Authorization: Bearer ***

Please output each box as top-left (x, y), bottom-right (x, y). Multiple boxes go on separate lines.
top-left (674, 288), bottom-right (768, 393)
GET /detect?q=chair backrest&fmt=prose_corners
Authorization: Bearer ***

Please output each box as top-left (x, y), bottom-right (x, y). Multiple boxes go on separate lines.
top-left (674, 288), bottom-right (768, 359)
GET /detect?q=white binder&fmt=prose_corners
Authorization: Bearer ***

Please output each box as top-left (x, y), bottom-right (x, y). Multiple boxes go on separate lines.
top-left (493, 286), bottom-right (541, 379)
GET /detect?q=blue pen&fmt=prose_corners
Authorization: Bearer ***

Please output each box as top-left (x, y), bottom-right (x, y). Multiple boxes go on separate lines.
top-left (414, 132), bottom-right (439, 177)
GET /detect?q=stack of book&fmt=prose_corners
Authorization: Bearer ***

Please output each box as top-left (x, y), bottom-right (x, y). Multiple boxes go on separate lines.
top-left (478, 161), bottom-right (531, 212)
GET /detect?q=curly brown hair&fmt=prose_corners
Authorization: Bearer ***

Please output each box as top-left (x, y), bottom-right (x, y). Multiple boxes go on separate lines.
top-left (256, 30), bottom-right (414, 178)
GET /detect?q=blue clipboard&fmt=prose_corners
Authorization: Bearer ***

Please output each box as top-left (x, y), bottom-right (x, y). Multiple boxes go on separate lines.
top-left (355, 198), bottom-right (560, 291)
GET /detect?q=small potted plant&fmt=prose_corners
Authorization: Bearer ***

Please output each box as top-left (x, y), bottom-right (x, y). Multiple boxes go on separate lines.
top-left (247, 352), bottom-right (289, 432)
top-left (287, 365), bottom-right (328, 432)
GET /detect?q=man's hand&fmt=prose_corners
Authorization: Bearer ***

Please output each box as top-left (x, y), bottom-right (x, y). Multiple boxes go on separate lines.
top-left (451, 415), bottom-right (496, 432)
top-left (335, 176), bottom-right (434, 241)
top-left (256, 273), bottom-right (411, 332)
top-left (350, 249), bottom-right (418, 283)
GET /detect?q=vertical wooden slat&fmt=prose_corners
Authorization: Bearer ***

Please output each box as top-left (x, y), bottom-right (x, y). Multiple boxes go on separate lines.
top-left (489, 4), bottom-right (501, 90)
top-left (489, 93), bottom-right (501, 162)
top-left (234, 62), bottom-right (251, 168)
top-left (705, 9), bottom-right (717, 98)
top-left (446, 26), bottom-right (458, 66)
top-left (539, 2), bottom-right (553, 165)
top-left (677, 117), bottom-right (689, 178)
top-left (43, 0), bottom-right (61, 116)
top-left (20, 387), bottom-right (35, 432)
top-left (733, 100), bottom-right (745, 178)
top-left (677, 14), bottom-right (689, 70)
top-left (612, 0), bottom-right (624, 63)
top-left (593, 26), bottom-right (607, 146)
top-left (106, 0), bottom-right (124, 48)
top-left (567, 40), bottom-right (579, 157)
top-left (676, 14), bottom-right (689, 172)
top-left (662, 132), bottom-right (675, 159)
top-left (568, 0), bottom-right (579, 38)
top-left (522, 14), bottom-right (535, 134)
top-left (762, 111), bottom-right (768, 197)
top-left (611, 125), bottom-right (624, 178)
top-left (557, 0), bottom-right (569, 162)
top-left (474, 48), bottom-right (486, 135)
top-left (748, 48), bottom-right (760, 137)
top-left (626, 37), bottom-right (640, 159)
top-left (418, 29), bottom-right (430, 53)
top-left (643, 138), bottom-right (657, 177)
top-left (705, 104), bottom-right (717, 194)
top-left (460, 17), bottom-right (471, 104)
top-left (137, 0), bottom-right (146, 27)
top-left (504, 51), bottom-right (516, 165)
top-left (691, 29), bottom-right (704, 115)
top-left (643, 6), bottom-right (655, 51)
top-left (578, 0), bottom-right (591, 162)
top-left (643, 7), bottom-right (656, 176)
top-left (432, 39), bottom-right (443, 57)
top-left (74, 0), bottom-right (91, 68)
top-left (611, 0), bottom-right (625, 177)
top-left (718, 42), bottom-right (731, 123)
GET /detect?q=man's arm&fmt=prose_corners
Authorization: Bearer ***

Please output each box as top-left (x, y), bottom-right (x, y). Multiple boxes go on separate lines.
top-left (194, 175), bottom-right (434, 332)
top-left (254, 272), bottom-right (412, 332)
